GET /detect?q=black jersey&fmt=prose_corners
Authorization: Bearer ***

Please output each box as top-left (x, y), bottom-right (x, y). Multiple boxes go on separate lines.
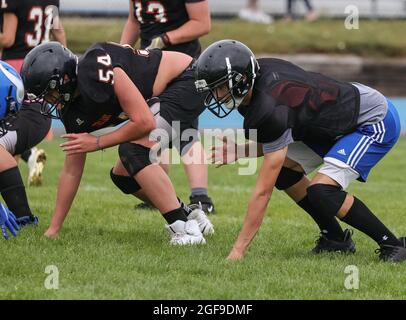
top-left (0, 0), bottom-right (60, 60)
top-left (61, 42), bottom-right (163, 134)
top-left (132, 0), bottom-right (205, 58)
top-left (239, 58), bottom-right (360, 144)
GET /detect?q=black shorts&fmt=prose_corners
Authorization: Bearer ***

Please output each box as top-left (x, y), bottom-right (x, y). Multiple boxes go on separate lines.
top-left (150, 67), bottom-right (206, 155)
top-left (8, 104), bottom-right (52, 155)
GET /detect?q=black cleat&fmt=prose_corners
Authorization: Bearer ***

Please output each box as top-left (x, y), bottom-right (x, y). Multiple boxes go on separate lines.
top-left (312, 229), bottom-right (356, 254)
top-left (134, 202), bottom-right (156, 211)
top-left (189, 195), bottom-right (215, 215)
top-left (375, 237), bottom-right (406, 262)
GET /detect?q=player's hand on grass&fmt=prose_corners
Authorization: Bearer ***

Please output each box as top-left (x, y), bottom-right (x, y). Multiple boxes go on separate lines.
top-left (210, 136), bottom-right (239, 167)
top-left (226, 247), bottom-right (244, 261)
top-left (60, 133), bottom-right (99, 155)
top-left (44, 227), bottom-right (60, 239)
top-left (0, 203), bottom-right (19, 240)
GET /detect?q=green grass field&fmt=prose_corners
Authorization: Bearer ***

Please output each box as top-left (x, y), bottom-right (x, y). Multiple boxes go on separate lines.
top-left (64, 18), bottom-right (406, 57)
top-left (1, 137), bottom-right (406, 299)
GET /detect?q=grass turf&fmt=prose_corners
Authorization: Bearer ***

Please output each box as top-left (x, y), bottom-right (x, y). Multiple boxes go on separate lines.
top-left (63, 17), bottom-right (406, 57)
top-left (1, 137), bottom-right (406, 299)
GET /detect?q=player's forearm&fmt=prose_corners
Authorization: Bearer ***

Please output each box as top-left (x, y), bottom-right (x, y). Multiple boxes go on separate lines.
top-left (51, 22), bottom-right (67, 46)
top-left (49, 154), bottom-right (86, 231)
top-left (120, 19), bottom-right (140, 46)
top-left (0, 13), bottom-right (17, 48)
top-left (0, 33), bottom-right (14, 48)
top-left (232, 191), bottom-right (271, 254)
top-left (98, 120), bottom-right (155, 149)
top-left (166, 20), bottom-right (210, 45)
top-left (231, 149), bottom-right (285, 256)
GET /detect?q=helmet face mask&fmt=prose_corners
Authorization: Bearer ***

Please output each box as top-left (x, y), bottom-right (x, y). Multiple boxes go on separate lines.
top-left (21, 42), bottom-right (78, 120)
top-left (202, 70), bottom-right (250, 118)
top-left (194, 40), bottom-right (259, 119)
top-left (28, 74), bottom-right (75, 120)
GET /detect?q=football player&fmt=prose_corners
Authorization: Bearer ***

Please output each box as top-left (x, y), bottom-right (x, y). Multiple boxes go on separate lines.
top-left (0, 0), bottom-right (66, 186)
top-left (121, 0), bottom-right (215, 213)
top-left (0, 60), bottom-right (45, 230)
top-left (121, 0), bottom-right (210, 59)
top-left (0, 0), bottom-right (66, 72)
top-left (195, 40), bottom-right (406, 262)
top-left (21, 41), bottom-right (214, 245)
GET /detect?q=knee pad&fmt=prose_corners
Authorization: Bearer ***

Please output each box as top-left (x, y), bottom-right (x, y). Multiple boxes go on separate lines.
top-left (110, 168), bottom-right (141, 194)
top-left (307, 184), bottom-right (347, 217)
top-left (118, 143), bottom-right (152, 177)
top-left (275, 167), bottom-right (304, 190)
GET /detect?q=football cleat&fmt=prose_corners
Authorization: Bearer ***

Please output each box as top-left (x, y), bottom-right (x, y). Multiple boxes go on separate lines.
top-left (312, 229), bottom-right (356, 254)
top-left (16, 215), bottom-right (39, 227)
top-left (189, 194), bottom-right (215, 214)
top-left (375, 237), bottom-right (406, 262)
top-left (187, 204), bottom-right (214, 236)
top-left (165, 220), bottom-right (206, 246)
top-left (27, 147), bottom-right (47, 187)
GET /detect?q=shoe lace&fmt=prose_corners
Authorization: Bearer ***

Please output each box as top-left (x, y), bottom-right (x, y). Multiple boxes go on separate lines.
top-left (343, 229), bottom-right (354, 241)
top-left (314, 231), bottom-right (329, 245)
top-left (188, 202), bottom-right (203, 212)
top-left (375, 245), bottom-right (397, 258)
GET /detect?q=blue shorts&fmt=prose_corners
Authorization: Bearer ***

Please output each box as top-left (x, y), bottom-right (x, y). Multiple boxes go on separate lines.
top-left (305, 99), bottom-right (401, 182)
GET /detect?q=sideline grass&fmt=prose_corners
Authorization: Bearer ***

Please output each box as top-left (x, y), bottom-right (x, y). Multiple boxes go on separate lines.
top-left (63, 17), bottom-right (406, 57)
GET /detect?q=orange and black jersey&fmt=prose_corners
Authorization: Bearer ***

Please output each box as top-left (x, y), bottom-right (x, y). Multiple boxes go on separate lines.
top-left (61, 42), bottom-right (162, 134)
top-left (238, 58), bottom-right (360, 144)
top-left (0, 0), bottom-right (60, 60)
top-left (132, 0), bottom-right (205, 57)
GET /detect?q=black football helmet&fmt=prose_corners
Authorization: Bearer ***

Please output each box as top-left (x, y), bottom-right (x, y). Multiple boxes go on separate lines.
top-left (194, 40), bottom-right (259, 118)
top-left (21, 42), bottom-right (78, 119)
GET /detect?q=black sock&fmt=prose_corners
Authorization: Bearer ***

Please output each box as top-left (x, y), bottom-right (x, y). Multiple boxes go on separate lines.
top-left (341, 197), bottom-right (401, 247)
top-left (162, 207), bottom-right (188, 224)
top-left (0, 167), bottom-right (33, 218)
top-left (298, 195), bottom-right (345, 241)
top-left (20, 149), bottom-right (32, 163)
top-left (178, 198), bottom-right (192, 217)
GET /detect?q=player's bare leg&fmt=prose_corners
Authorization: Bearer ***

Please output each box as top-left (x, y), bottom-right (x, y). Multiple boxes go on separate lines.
top-left (111, 137), bottom-right (213, 244)
top-left (181, 141), bottom-right (214, 214)
top-left (133, 148), bottom-right (171, 210)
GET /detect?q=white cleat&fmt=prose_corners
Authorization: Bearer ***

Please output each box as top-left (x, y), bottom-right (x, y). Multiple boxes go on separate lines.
top-left (27, 147), bottom-right (47, 187)
top-left (165, 220), bottom-right (206, 246)
top-left (187, 205), bottom-right (214, 236)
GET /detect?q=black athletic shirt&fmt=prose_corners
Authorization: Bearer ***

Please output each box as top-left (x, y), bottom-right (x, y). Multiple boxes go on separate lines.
top-left (238, 58), bottom-right (360, 144)
top-left (61, 42), bottom-right (162, 134)
top-left (132, 0), bottom-right (205, 57)
top-left (0, 0), bottom-right (60, 60)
